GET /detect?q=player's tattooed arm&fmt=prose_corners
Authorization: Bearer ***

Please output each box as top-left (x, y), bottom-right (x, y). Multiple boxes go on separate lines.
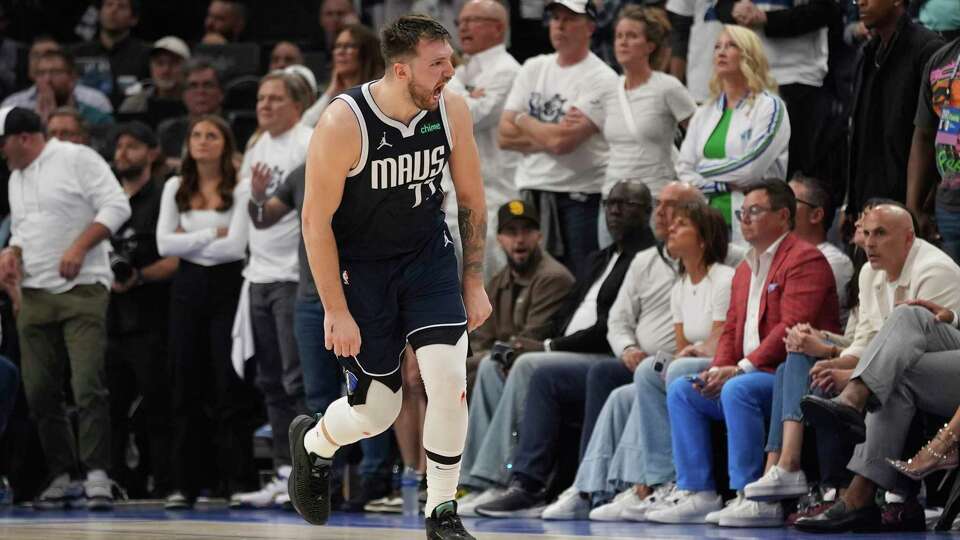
top-left (458, 206), bottom-right (486, 277)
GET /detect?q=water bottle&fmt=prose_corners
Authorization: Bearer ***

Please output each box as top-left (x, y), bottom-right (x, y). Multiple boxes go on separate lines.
top-left (401, 467), bottom-right (420, 517)
top-left (0, 476), bottom-right (12, 506)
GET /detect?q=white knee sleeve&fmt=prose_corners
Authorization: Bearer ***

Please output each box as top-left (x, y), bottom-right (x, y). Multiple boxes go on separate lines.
top-left (323, 380), bottom-right (403, 446)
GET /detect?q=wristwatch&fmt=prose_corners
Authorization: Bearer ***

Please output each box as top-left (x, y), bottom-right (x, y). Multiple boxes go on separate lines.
top-left (543, 338), bottom-right (553, 352)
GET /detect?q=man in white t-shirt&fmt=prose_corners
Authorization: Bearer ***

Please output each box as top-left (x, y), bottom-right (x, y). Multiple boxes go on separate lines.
top-left (666, 0), bottom-right (724, 103)
top-left (230, 71), bottom-right (314, 508)
top-left (497, 0), bottom-right (619, 279)
top-left (445, 0), bottom-right (522, 280)
top-left (788, 175), bottom-right (854, 325)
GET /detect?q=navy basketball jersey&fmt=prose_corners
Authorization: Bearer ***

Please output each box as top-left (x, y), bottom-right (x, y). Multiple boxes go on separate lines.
top-left (330, 81), bottom-right (453, 260)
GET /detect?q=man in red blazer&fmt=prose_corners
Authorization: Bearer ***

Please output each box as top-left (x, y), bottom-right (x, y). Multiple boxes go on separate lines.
top-left (647, 179), bottom-right (841, 527)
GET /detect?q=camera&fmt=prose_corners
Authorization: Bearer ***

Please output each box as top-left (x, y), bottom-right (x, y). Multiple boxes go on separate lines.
top-left (110, 251), bottom-right (135, 283)
top-left (652, 351), bottom-right (673, 381)
top-left (490, 341), bottom-right (516, 371)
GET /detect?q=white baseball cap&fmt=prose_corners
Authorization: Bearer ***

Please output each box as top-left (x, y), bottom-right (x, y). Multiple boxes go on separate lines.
top-left (546, 0), bottom-right (598, 20)
top-left (151, 36), bottom-right (191, 61)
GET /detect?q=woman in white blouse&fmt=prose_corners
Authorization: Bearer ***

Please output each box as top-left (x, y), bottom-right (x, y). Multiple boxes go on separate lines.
top-left (156, 115), bottom-right (255, 509)
top-left (601, 6), bottom-right (697, 201)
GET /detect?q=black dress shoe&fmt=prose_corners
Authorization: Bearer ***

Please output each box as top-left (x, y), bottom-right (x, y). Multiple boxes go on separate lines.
top-left (800, 395), bottom-right (866, 444)
top-left (793, 500), bottom-right (881, 533)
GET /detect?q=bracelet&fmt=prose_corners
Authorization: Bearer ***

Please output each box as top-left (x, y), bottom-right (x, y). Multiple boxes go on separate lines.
top-left (543, 338), bottom-right (552, 352)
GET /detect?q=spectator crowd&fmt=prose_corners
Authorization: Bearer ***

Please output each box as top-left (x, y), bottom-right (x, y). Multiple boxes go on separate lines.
top-left (1, 0), bottom-right (960, 533)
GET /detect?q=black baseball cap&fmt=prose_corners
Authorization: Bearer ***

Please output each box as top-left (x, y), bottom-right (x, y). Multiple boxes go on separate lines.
top-left (497, 200), bottom-right (540, 233)
top-left (114, 121), bottom-right (158, 148)
top-left (0, 106), bottom-right (45, 139)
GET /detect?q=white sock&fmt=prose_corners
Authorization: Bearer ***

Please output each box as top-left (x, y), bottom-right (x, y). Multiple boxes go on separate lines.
top-left (415, 334), bottom-right (469, 516)
top-left (304, 414), bottom-right (340, 459)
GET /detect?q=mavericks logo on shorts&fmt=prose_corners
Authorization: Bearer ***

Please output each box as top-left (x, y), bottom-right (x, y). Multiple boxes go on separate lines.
top-left (345, 369), bottom-right (359, 395)
top-left (420, 122), bottom-right (442, 135)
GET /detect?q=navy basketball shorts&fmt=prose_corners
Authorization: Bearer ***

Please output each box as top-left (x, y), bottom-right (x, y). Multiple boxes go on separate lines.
top-left (328, 227), bottom-right (467, 403)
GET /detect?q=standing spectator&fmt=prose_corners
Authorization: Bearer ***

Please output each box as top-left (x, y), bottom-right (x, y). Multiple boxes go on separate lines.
top-left (46, 107), bottom-right (89, 145)
top-left (646, 179), bottom-right (839, 527)
top-left (156, 59), bottom-right (226, 168)
top-left (203, 0), bottom-right (247, 43)
top-left (445, 0), bottom-right (521, 280)
top-left (2, 50), bottom-right (113, 127)
top-left (119, 37), bottom-right (191, 128)
top-left (718, 0), bottom-right (839, 177)
top-left (676, 26), bottom-right (790, 244)
top-left (0, 106), bottom-right (132, 510)
top-left (908, 37), bottom-right (960, 260)
top-left (844, 0), bottom-right (942, 238)
top-left (156, 115), bottom-right (253, 509)
top-left (269, 41), bottom-right (305, 71)
top-left (301, 24), bottom-right (384, 128)
top-left (667, 0), bottom-right (725, 102)
top-left (912, 0), bottom-right (960, 42)
top-left (228, 72), bottom-right (313, 508)
top-left (498, 0), bottom-right (620, 278)
top-left (72, 0), bottom-right (151, 107)
top-left (105, 122), bottom-right (178, 498)
top-left (603, 6), bottom-right (696, 201)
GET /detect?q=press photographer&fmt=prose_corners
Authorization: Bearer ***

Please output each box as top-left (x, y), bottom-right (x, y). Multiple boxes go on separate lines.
top-left (106, 121), bottom-right (178, 498)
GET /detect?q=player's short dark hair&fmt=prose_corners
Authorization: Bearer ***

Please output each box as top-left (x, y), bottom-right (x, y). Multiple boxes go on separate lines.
top-left (744, 178), bottom-right (796, 229)
top-left (380, 14), bottom-right (451, 63)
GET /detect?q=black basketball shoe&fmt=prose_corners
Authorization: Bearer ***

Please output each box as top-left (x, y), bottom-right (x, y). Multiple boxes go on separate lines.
top-left (288, 414), bottom-right (333, 525)
top-left (425, 500), bottom-right (476, 540)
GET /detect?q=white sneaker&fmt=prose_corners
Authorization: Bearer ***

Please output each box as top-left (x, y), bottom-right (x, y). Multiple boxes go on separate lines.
top-left (589, 488), bottom-right (641, 522)
top-left (645, 490), bottom-right (722, 524)
top-left (623, 483), bottom-right (678, 522)
top-left (458, 487), bottom-right (506, 517)
top-left (705, 493), bottom-right (748, 524)
top-left (364, 495), bottom-right (403, 513)
top-left (542, 487), bottom-right (590, 520)
top-left (229, 474), bottom-right (288, 508)
top-left (718, 497), bottom-right (783, 527)
top-left (84, 470), bottom-right (115, 511)
top-left (744, 466), bottom-right (808, 501)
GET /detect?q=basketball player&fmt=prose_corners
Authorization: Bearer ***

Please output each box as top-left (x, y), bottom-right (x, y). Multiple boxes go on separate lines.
top-left (288, 14), bottom-right (492, 540)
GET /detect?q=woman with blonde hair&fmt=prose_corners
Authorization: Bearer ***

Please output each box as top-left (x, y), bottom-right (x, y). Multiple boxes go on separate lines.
top-left (676, 25), bottom-right (790, 244)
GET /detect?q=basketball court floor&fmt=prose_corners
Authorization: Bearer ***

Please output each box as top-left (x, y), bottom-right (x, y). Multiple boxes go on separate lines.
top-left (1, 504), bottom-right (957, 539)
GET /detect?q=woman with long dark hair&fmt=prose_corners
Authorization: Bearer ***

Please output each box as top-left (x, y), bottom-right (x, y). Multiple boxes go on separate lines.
top-left (156, 114), bottom-right (257, 508)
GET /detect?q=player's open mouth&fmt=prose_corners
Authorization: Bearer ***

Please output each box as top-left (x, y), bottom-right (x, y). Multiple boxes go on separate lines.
top-left (433, 83), bottom-right (445, 99)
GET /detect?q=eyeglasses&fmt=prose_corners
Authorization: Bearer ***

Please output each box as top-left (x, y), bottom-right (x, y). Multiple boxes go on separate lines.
top-left (795, 198), bottom-right (819, 209)
top-left (603, 198), bottom-right (649, 211)
top-left (332, 43), bottom-right (359, 52)
top-left (455, 15), bottom-right (500, 26)
top-left (734, 205), bottom-right (773, 223)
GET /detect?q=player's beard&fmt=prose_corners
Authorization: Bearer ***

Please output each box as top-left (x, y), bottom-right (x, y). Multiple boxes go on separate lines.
top-left (407, 74), bottom-right (449, 111)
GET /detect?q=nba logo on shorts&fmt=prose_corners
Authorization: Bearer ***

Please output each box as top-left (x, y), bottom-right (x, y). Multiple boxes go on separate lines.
top-left (345, 370), bottom-right (359, 396)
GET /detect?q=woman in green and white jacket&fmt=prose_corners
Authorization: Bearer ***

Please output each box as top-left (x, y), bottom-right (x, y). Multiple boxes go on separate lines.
top-left (676, 25), bottom-right (791, 245)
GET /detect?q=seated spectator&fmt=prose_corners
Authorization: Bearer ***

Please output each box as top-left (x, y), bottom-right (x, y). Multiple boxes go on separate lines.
top-left (458, 180), bottom-right (656, 516)
top-left (155, 115), bottom-right (254, 509)
top-left (46, 107), bottom-right (89, 145)
top-left (646, 179), bottom-right (839, 527)
top-left (27, 36), bottom-right (62, 83)
top-left (676, 26), bottom-right (790, 244)
top-left (797, 207), bottom-right (960, 532)
top-left (2, 50), bottom-right (113, 126)
top-left (72, 0), bottom-right (150, 106)
top-left (118, 37), bottom-right (190, 128)
top-left (0, 106), bottom-right (132, 511)
top-left (156, 59), bottom-right (225, 167)
top-left (497, 0), bottom-right (620, 277)
top-left (203, 0), bottom-right (247, 43)
top-left (788, 175), bottom-right (854, 323)
top-left (602, 6), bottom-right (696, 201)
top-left (311, 0), bottom-right (360, 57)
top-left (270, 41), bottom-right (304, 71)
top-left (106, 122), bottom-right (178, 498)
top-left (566, 200), bottom-right (735, 522)
top-left (301, 24), bottom-right (384, 128)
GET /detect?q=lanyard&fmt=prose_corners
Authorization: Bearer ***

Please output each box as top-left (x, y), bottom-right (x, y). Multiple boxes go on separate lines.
top-left (945, 50), bottom-right (960, 104)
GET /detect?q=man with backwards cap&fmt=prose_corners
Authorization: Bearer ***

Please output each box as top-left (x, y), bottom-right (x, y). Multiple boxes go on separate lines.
top-left (0, 106), bottom-right (131, 510)
top-left (106, 121), bottom-right (179, 497)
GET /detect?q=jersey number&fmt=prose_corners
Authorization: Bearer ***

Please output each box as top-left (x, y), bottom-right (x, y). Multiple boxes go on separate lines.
top-left (408, 178), bottom-right (439, 208)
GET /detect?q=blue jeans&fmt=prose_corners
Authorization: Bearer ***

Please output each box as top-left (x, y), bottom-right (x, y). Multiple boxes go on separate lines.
top-left (937, 205), bottom-right (960, 263)
top-left (294, 299), bottom-right (392, 478)
top-left (556, 193), bottom-right (600, 278)
top-left (0, 355), bottom-right (17, 436)
top-left (668, 371), bottom-right (774, 491)
top-left (765, 353), bottom-right (816, 452)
